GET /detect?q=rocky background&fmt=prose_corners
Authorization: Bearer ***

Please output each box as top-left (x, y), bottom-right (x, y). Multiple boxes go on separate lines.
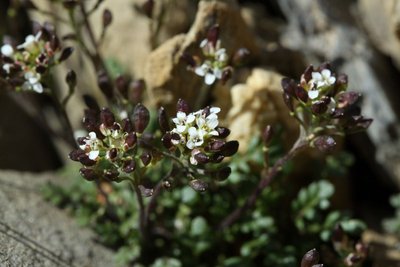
top-left (1, 0), bottom-right (400, 266)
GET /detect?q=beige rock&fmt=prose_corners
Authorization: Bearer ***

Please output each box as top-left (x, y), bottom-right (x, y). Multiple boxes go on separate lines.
top-left (358, 0), bottom-right (400, 70)
top-left (226, 68), bottom-right (298, 152)
top-left (144, 0), bottom-right (261, 112)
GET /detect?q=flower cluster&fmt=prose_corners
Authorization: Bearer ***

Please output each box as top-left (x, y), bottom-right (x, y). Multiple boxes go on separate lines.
top-left (69, 104), bottom-right (151, 182)
top-left (183, 25), bottom-right (232, 85)
top-left (0, 23), bottom-right (73, 93)
top-left (163, 99), bottom-right (238, 166)
top-left (281, 62), bottom-right (372, 151)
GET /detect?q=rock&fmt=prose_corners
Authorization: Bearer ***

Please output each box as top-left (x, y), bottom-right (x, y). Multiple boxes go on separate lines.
top-left (358, 0), bottom-right (400, 70)
top-left (363, 230), bottom-right (400, 267)
top-left (226, 68), bottom-right (298, 152)
top-left (0, 171), bottom-right (116, 267)
top-left (144, 0), bottom-right (261, 111)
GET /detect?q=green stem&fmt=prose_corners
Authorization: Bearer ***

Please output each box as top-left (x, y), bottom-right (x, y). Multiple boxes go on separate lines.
top-left (129, 174), bottom-right (146, 239)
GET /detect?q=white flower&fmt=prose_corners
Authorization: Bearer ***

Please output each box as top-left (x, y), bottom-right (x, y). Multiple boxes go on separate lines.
top-left (311, 69), bottom-right (336, 88)
top-left (22, 71), bottom-right (43, 93)
top-left (1, 44), bottom-right (14, 57)
top-left (2, 63), bottom-right (12, 74)
top-left (172, 111), bottom-right (195, 133)
top-left (308, 89), bottom-right (319, 100)
top-left (80, 132), bottom-right (101, 160)
top-left (186, 127), bottom-right (205, 149)
top-left (215, 48), bottom-right (228, 63)
top-left (17, 31), bottom-right (42, 52)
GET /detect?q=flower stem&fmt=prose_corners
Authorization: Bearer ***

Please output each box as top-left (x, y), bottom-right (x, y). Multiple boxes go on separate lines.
top-left (217, 133), bottom-right (308, 230)
top-left (129, 176), bottom-right (146, 239)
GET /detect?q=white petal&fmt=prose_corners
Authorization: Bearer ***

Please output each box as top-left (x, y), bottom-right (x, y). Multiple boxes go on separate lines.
top-left (186, 140), bottom-right (195, 149)
top-left (172, 118), bottom-right (180, 125)
top-left (195, 139), bottom-right (204, 147)
top-left (308, 90), bottom-right (319, 99)
top-left (209, 130), bottom-right (219, 136)
top-left (190, 156), bottom-right (198, 165)
top-left (177, 111), bottom-right (186, 120)
top-left (176, 125), bottom-right (186, 133)
top-left (1, 44), bottom-right (14, 57)
top-left (199, 39), bottom-right (208, 48)
top-left (3, 64), bottom-right (11, 73)
top-left (210, 107), bottom-right (221, 114)
top-left (186, 114), bottom-right (195, 124)
top-left (205, 73), bottom-right (216, 85)
top-left (188, 127), bottom-right (198, 137)
top-left (207, 118), bottom-right (218, 129)
top-left (32, 83), bottom-right (43, 93)
top-left (311, 72), bottom-right (322, 81)
top-left (328, 76), bottom-right (336, 85)
top-left (88, 150), bottom-right (99, 160)
top-left (194, 65), bottom-right (206, 77)
top-left (88, 132), bottom-right (97, 139)
top-left (196, 117), bottom-right (205, 128)
top-left (321, 69), bottom-right (331, 79)
top-left (213, 68), bottom-right (222, 79)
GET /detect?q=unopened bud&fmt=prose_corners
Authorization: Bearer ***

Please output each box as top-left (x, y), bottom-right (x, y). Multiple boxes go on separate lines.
top-left (107, 148), bottom-right (118, 160)
top-left (58, 47), bottom-right (74, 62)
top-left (221, 67), bottom-right (232, 84)
top-left (189, 179), bottom-right (208, 192)
top-left (133, 103), bottom-right (150, 133)
top-left (140, 151), bottom-right (152, 166)
top-left (128, 79), bottom-right (145, 103)
top-left (161, 132), bottom-right (173, 149)
top-left (311, 101), bottom-right (328, 115)
top-left (317, 62), bottom-right (331, 72)
top-left (207, 24), bottom-right (219, 47)
top-left (100, 108), bottom-right (115, 127)
top-left (194, 152), bottom-right (209, 164)
top-left (97, 70), bottom-right (113, 99)
top-left (83, 94), bottom-right (100, 111)
top-left (115, 75), bottom-right (129, 98)
top-left (65, 69), bottom-right (77, 88)
top-left (283, 92), bottom-right (294, 112)
top-left (122, 118), bottom-right (133, 133)
top-left (213, 166), bottom-right (231, 181)
top-left (79, 155), bottom-right (96, 166)
top-left (79, 168), bottom-right (97, 181)
top-left (176, 98), bottom-right (191, 113)
top-left (232, 47), bottom-right (250, 66)
top-left (302, 65), bottom-right (314, 82)
top-left (221, 141), bottom-right (239, 157)
top-left (313, 135), bottom-right (336, 152)
top-left (102, 9), bottom-right (113, 28)
top-left (216, 127), bottom-right (230, 138)
top-left (125, 132), bottom-right (137, 148)
top-left (207, 140), bottom-right (225, 152)
top-left (69, 149), bottom-right (85, 161)
top-left (123, 159), bottom-right (136, 173)
top-left (281, 78), bottom-right (297, 97)
top-left (104, 169), bottom-right (119, 180)
top-left (35, 65), bottom-right (47, 74)
top-left (50, 35), bottom-right (60, 51)
top-left (210, 153), bottom-right (224, 163)
top-left (158, 107), bottom-right (170, 133)
top-left (301, 249), bottom-right (320, 267)
top-left (295, 86), bottom-right (308, 102)
top-left (337, 92), bottom-right (361, 109)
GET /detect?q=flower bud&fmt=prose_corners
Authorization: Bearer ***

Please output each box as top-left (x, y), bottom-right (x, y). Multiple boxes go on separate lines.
top-left (125, 132), bottom-right (137, 148)
top-left (313, 135), bottom-right (336, 152)
top-left (158, 107), bottom-right (170, 133)
top-left (176, 98), bottom-right (191, 113)
top-left (65, 69), bottom-right (77, 88)
top-left (221, 67), bottom-right (233, 85)
top-left (194, 152), bottom-right (209, 164)
top-left (161, 132), bottom-right (173, 149)
top-left (104, 169), bottom-right (119, 180)
top-left (97, 70), bottom-right (113, 99)
top-left (128, 79), bottom-right (145, 103)
top-left (216, 127), bottom-right (230, 138)
top-left (35, 65), bottom-right (47, 74)
top-left (50, 35), bottom-right (60, 51)
top-left (123, 159), bottom-right (136, 173)
top-left (83, 94), bottom-right (100, 111)
top-left (311, 101), bottom-right (328, 115)
top-left (281, 78), bottom-right (297, 97)
top-left (317, 62), bottom-right (331, 72)
top-left (232, 47), bottom-right (250, 66)
top-left (102, 9), bottom-right (113, 28)
top-left (301, 249), bottom-right (320, 267)
top-left (207, 140), bottom-right (225, 152)
top-left (79, 168), bottom-right (97, 181)
top-left (69, 149), bottom-right (85, 161)
top-left (58, 47), bottom-right (74, 62)
top-left (140, 151), bottom-right (152, 166)
top-left (115, 75), bottom-right (129, 98)
top-left (207, 24), bottom-right (219, 47)
top-left (122, 118), bottom-right (133, 133)
top-left (282, 92), bottom-right (294, 112)
top-left (221, 141), bottom-right (239, 157)
top-left (337, 92), bottom-right (361, 109)
top-left (79, 155), bottom-right (96, 166)
top-left (210, 153), bottom-right (224, 163)
top-left (138, 185), bottom-right (153, 197)
top-left (100, 107), bottom-right (115, 127)
top-left (107, 148), bottom-right (118, 160)
top-left (189, 179), bottom-right (208, 192)
top-left (295, 86), bottom-right (308, 102)
top-left (82, 109), bottom-right (99, 132)
top-left (213, 166), bottom-right (231, 181)
top-left (302, 65), bottom-right (314, 82)
top-left (133, 103), bottom-right (150, 133)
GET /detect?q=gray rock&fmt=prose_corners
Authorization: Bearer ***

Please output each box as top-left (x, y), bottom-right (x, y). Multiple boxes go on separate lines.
top-left (0, 171), bottom-right (116, 267)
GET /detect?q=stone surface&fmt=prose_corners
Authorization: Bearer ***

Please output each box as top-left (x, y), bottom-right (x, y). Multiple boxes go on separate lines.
top-left (0, 171), bottom-right (115, 267)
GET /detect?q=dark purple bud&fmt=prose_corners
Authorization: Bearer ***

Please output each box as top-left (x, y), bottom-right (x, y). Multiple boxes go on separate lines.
top-left (35, 65), bottom-right (47, 74)
top-left (295, 86), bottom-right (309, 102)
top-left (311, 101), bottom-right (328, 115)
top-left (69, 149), bottom-right (85, 161)
top-left (221, 67), bottom-right (233, 85)
top-left (301, 249), bottom-right (320, 267)
top-left (138, 185), bottom-right (153, 197)
top-left (335, 73), bottom-right (348, 90)
top-left (108, 148), bottom-right (118, 160)
top-left (97, 70), bottom-right (113, 99)
top-left (115, 75), bottom-right (129, 98)
top-left (262, 125), bottom-right (273, 145)
top-left (331, 224), bottom-right (345, 243)
top-left (216, 127), bottom-right (230, 138)
top-left (50, 35), bottom-right (60, 51)
top-left (232, 47), bottom-right (250, 66)
top-left (207, 24), bottom-right (219, 47)
top-left (213, 166), bottom-right (231, 181)
top-left (313, 135), bottom-right (336, 152)
top-left (281, 78), bottom-right (297, 97)
top-left (123, 159), bottom-right (136, 173)
top-left (181, 53), bottom-right (196, 68)
top-left (337, 91), bottom-right (361, 108)
top-left (207, 140), bottom-right (225, 152)
top-left (83, 94), bottom-right (100, 111)
top-left (65, 69), bottom-right (77, 88)
top-left (302, 65), bottom-right (314, 82)
top-left (125, 132), bottom-right (137, 148)
top-left (176, 98), bottom-right (191, 113)
top-left (282, 91), bottom-right (294, 111)
top-left (102, 9), bottom-right (113, 28)
top-left (189, 179), bottom-right (208, 192)
top-left (104, 169), bottom-right (119, 180)
top-left (79, 155), bottom-right (97, 166)
top-left (128, 79), bottom-right (145, 103)
top-left (62, 0), bottom-right (78, 9)
top-left (122, 118), bottom-right (134, 133)
top-left (210, 153), bottom-right (224, 163)
top-left (221, 141), bottom-right (239, 157)
top-left (79, 168), bottom-right (97, 181)
top-left (158, 107), bottom-right (170, 133)
top-left (100, 108), bottom-right (115, 127)
top-left (42, 22), bottom-right (55, 37)
top-left (133, 103), bottom-right (150, 133)
top-left (58, 47), bottom-right (74, 62)
top-left (194, 152), bottom-right (209, 164)
top-left (140, 151), bottom-right (152, 166)
top-left (77, 137), bottom-right (86, 146)
top-left (317, 62), bottom-right (331, 72)
top-left (345, 253), bottom-right (362, 265)
top-left (161, 132), bottom-right (173, 149)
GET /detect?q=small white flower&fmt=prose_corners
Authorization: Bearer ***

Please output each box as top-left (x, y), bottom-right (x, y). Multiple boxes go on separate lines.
top-left (80, 131), bottom-right (101, 160)
top-left (186, 127), bottom-right (205, 149)
top-left (311, 69), bottom-right (336, 88)
top-left (204, 72), bottom-right (216, 85)
top-left (1, 44), bottom-right (14, 57)
top-left (17, 31), bottom-right (42, 52)
top-left (22, 71), bottom-right (43, 93)
top-left (2, 63), bottom-right (12, 74)
top-left (308, 89), bottom-right (319, 100)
